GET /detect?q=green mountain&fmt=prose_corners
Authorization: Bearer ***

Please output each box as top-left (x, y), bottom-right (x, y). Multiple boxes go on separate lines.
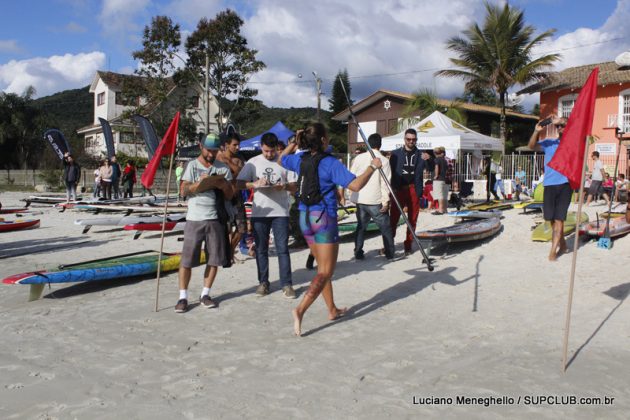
top-left (33, 85), bottom-right (92, 153)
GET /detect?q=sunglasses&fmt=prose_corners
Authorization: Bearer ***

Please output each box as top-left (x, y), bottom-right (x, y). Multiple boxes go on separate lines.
top-left (555, 124), bottom-right (566, 128)
top-left (405, 137), bottom-right (417, 141)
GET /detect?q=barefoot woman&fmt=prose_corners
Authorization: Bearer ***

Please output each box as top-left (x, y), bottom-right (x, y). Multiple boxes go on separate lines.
top-left (279, 123), bottom-right (382, 335)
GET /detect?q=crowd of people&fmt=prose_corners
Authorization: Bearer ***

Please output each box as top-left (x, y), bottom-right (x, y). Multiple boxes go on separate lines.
top-left (91, 158), bottom-right (137, 200)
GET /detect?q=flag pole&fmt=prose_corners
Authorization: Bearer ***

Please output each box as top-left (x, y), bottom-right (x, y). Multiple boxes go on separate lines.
top-left (561, 135), bottom-right (590, 371)
top-left (154, 139), bottom-right (177, 312)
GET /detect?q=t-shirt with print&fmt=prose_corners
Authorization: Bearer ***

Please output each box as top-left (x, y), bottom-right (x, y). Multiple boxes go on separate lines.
top-left (401, 149), bottom-right (416, 185)
top-left (282, 153), bottom-right (355, 217)
top-left (591, 160), bottom-right (604, 181)
top-left (538, 138), bottom-right (568, 186)
top-left (237, 154), bottom-right (296, 217)
top-left (182, 158), bottom-right (232, 221)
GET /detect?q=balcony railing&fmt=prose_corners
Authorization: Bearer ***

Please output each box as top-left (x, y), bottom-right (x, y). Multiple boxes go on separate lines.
top-left (607, 114), bottom-right (630, 133)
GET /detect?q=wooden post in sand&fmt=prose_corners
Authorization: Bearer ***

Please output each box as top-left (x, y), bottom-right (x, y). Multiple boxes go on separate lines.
top-left (561, 135), bottom-right (590, 371)
top-left (154, 148), bottom-right (177, 312)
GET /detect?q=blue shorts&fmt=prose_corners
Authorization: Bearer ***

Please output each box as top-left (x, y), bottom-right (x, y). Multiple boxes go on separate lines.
top-left (299, 210), bottom-right (339, 245)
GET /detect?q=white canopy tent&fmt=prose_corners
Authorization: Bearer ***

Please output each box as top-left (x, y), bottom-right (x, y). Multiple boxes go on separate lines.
top-left (381, 111), bottom-right (504, 158)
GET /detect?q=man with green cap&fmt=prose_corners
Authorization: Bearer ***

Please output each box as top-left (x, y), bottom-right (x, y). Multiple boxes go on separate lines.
top-left (175, 133), bottom-right (235, 313)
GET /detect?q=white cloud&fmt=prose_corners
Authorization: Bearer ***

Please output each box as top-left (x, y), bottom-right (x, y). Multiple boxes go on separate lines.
top-left (99, 0), bottom-right (151, 46)
top-left (242, 0), bottom-right (488, 109)
top-left (0, 52), bottom-right (105, 97)
top-left (0, 40), bottom-right (21, 53)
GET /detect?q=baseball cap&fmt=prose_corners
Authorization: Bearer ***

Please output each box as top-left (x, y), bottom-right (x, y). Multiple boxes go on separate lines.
top-left (202, 133), bottom-right (221, 150)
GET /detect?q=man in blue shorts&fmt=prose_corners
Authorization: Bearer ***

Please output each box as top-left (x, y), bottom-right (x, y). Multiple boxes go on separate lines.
top-left (528, 116), bottom-right (571, 261)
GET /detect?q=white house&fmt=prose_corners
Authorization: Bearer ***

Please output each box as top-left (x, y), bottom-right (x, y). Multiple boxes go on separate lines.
top-left (77, 71), bottom-right (222, 158)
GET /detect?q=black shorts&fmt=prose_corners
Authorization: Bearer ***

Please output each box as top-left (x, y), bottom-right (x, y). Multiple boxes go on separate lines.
top-left (543, 183), bottom-right (572, 221)
top-left (588, 180), bottom-right (602, 196)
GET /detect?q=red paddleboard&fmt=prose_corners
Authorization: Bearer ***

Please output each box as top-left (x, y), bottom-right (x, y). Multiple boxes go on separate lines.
top-left (0, 219), bottom-right (40, 232)
top-left (0, 207), bottom-right (29, 214)
top-left (123, 221), bottom-right (185, 231)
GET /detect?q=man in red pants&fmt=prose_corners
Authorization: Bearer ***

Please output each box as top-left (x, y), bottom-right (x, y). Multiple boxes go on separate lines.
top-left (388, 129), bottom-right (434, 255)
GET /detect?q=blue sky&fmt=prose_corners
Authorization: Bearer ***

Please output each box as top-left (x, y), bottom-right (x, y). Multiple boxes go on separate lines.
top-left (1, 0), bottom-right (629, 111)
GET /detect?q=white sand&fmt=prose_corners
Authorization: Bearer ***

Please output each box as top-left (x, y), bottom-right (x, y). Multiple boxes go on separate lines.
top-left (0, 191), bottom-right (629, 419)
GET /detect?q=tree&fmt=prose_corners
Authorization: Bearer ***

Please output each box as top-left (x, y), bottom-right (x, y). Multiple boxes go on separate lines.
top-left (327, 69), bottom-right (351, 153)
top-left (458, 85), bottom-right (497, 106)
top-left (436, 2), bottom-right (559, 143)
top-left (185, 9), bottom-right (265, 132)
top-left (400, 88), bottom-right (466, 131)
top-left (0, 87), bottom-right (47, 170)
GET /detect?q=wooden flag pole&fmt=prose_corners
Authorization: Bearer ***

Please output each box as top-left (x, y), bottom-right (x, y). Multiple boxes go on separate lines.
top-left (154, 147), bottom-right (176, 312)
top-left (561, 135), bottom-right (590, 371)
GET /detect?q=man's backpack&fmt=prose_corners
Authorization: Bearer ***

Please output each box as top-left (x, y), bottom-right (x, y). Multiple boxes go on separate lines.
top-left (295, 152), bottom-right (331, 206)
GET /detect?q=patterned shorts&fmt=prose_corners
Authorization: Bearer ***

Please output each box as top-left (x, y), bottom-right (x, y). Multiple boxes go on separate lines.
top-left (299, 210), bottom-right (339, 245)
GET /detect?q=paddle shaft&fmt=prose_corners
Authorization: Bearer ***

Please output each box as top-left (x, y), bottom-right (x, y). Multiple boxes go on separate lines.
top-left (339, 79), bottom-right (433, 271)
top-left (58, 250), bottom-right (154, 269)
top-left (603, 130), bottom-right (625, 238)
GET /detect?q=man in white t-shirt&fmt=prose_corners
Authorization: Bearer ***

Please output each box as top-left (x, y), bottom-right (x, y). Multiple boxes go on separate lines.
top-left (237, 133), bottom-right (298, 299)
top-left (586, 151), bottom-right (610, 206)
top-left (350, 133), bottom-right (396, 260)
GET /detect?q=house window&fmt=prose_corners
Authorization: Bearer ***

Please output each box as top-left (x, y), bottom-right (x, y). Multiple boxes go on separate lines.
top-left (618, 88), bottom-right (630, 133)
top-left (120, 133), bottom-right (143, 144)
top-left (97, 92), bottom-right (105, 106)
top-left (558, 93), bottom-right (577, 118)
top-left (192, 96), bottom-right (200, 108)
top-left (115, 92), bottom-right (123, 105)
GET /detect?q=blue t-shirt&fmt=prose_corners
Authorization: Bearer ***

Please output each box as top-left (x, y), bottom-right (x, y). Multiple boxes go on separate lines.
top-left (282, 153), bottom-right (355, 217)
top-left (539, 138), bottom-right (569, 186)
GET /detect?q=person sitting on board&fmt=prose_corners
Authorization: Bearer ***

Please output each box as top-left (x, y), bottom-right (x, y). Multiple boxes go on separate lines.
top-left (614, 173), bottom-right (628, 203)
top-left (528, 116), bottom-right (571, 261)
top-left (349, 133), bottom-right (396, 260)
top-left (174, 133), bottom-right (235, 313)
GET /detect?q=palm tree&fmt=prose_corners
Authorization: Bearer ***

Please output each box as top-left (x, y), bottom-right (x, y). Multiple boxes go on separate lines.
top-left (399, 88), bottom-right (465, 132)
top-left (435, 2), bottom-right (560, 143)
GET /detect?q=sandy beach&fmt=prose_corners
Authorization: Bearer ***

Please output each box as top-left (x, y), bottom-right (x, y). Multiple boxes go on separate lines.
top-left (0, 191), bottom-right (629, 419)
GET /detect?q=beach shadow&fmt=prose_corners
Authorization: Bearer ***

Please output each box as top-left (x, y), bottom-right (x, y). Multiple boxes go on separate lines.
top-left (302, 264), bottom-right (478, 336)
top-left (566, 282), bottom-right (630, 369)
top-left (42, 273), bottom-right (155, 299)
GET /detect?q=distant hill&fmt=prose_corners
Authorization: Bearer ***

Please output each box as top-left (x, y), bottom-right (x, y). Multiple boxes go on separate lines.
top-left (33, 85), bottom-right (92, 153)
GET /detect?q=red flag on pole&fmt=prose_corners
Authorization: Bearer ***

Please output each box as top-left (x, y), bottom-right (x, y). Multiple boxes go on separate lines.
top-left (141, 112), bottom-right (180, 190)
top-left (548, 67), bottom-right (599, 190)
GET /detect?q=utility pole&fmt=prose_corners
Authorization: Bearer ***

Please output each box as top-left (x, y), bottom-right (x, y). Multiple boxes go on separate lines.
top-left (312, 71), bottom-right (322, 122)
top-left (205, 54), bottom-right (210, 135)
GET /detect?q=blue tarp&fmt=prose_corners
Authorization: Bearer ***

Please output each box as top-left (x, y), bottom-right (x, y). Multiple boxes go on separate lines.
top-left (240, 121), bottom-right (295, 151)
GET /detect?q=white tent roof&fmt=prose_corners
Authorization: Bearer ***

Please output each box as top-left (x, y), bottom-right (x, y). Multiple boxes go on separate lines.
top-left (381, 111), bottom-right (504, 155)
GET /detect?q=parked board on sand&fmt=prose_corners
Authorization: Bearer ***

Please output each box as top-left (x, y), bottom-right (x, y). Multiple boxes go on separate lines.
top-left (447, 209), bottom-right (502, 219)
top-left (74, 213), bottom-right (187, 234)
top-left (416, 217), bottom-right (502, 243)
top-left (465, 200), bottom-right (513, 211)
top-left (2, 250), bottom-right (204, 301)
top-left (0, 219), bottom-right (40, 232)
top-left (531, 212), bottom-right (589, 242)
top-left (338, 216), bottom-right (404, 233)
top-left (72, 204), bottom-right (187, 213)
top-left (0, 207), bottom-right (29, 214)
top-left (579, 214), bottom-right (630, 238)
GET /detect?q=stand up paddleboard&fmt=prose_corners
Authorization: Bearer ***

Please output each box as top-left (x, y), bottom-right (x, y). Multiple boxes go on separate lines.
top-left (416, 217), bottom-right (502, 254)
top-left (579, 214), bottom-right (630, 238)
top-left (0, 219), bottom-right (40, 232)
top-left (531, 212), bottom-right (589, 242)
top-left (2, 250), bottom-right (204, 301)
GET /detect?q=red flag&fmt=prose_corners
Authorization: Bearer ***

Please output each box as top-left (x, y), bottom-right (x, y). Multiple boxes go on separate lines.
top-left (141, 112), bottom-right (180, 189)
top-left (548, 67), bottom-right (599, 190)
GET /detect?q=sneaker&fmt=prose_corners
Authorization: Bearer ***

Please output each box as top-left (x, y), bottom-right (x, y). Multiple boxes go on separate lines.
top-left (174, 299), bottom-right (188, 313)
top-left (386, 251), bottom-right (405, 261)
top-left (282, 285), bottom-right (297, 299)
top-left (200, 295), bottom-right (217, 308)
top-left (354, 251), bottom-right (365, 260)
top-left (255, 282), bottom-right (270, 296)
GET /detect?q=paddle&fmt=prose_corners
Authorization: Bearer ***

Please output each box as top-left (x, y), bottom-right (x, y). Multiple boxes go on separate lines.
top-left (597, 128), bottom-right (625, 249)
top-left (58, 250), bottom-right (155, 269)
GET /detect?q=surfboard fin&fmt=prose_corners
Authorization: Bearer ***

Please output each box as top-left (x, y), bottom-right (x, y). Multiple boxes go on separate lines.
top-left (28, 284), bottom-right (45, 301)
top-left (82, 225), bottom-right (92, 234)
